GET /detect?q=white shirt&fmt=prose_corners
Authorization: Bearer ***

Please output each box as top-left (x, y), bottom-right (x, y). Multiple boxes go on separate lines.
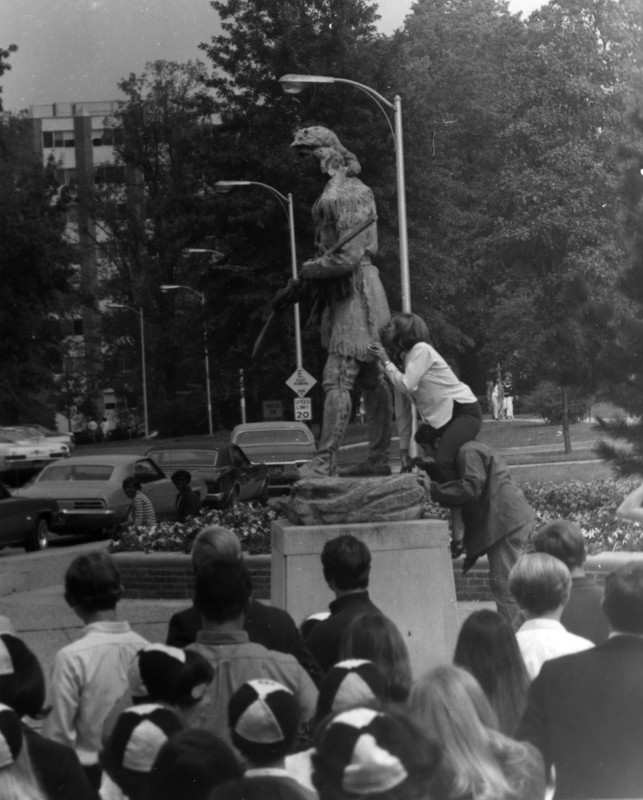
top-left (516, 618), bottom-right (594, 680)
top-left (383, 342), bottom-right (477, 449)
top-left (43, 621), bottom-right (147, 765)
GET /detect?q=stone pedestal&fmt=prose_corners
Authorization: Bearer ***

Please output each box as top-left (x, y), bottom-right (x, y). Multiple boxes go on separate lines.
top-left (271, 517), bottom-right (458, 677)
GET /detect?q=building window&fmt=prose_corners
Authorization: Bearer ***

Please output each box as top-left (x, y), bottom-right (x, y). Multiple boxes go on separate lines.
top-left (72, 318), bottom-right (84, 336)
top-left (43, 131), bottom-right (53, 148)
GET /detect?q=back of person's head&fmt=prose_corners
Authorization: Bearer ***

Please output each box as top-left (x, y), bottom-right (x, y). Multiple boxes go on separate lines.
top-left (453, 610), bottom-right (529, 736)
top-left (195, 560), bottom-right (252, 624)
top-left (315, 659), bottom-right (387, 726)
top-left (149, 729), bottom-right (242, 800)
top-left (409, 666), bottom-right (514, 800)
top-left (0, 703), bottom-right (47, 800)
top-left (228, 679), bottom-right (299, 766)
top-left (0, 634), bottom-right (46, 719)
top-left (192, 527), bottom-right (241, 572)
top-left (603, 562), bottom-right (643, 634)
top-left (321, 535), bottom-right (371, 591)
top-left (209, 775), bottom-right (312, 800)
top-left (64, 551), bottom-right (123, 612)
top-left (311, 706), bottom-right (441, 800)
top-left (101, 703), bottom-right (185, 800)
top-left (128, 643), bottom-right (213, 712)
top-left (122, 476), bottom-right (141, 492)
top-left (533, 519), bottom-right (586, 570)
top-left (508, 553), bottom-right (571, 616)
top-left (339, 613), bottom-right (412, 703)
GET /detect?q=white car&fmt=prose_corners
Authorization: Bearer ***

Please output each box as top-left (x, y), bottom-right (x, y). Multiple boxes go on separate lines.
top-left (1, 425), bottom-right (75, 451)
top-left (230, 421), bottom-right (316, 493)
top-left (0, 432), bottom-right (70, 476)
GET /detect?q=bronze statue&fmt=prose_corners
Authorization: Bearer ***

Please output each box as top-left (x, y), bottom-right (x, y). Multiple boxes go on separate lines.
top-left (287, 125), bottom-right (392, 477)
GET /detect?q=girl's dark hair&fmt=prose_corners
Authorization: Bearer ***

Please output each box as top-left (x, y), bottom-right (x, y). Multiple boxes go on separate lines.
top-left (0, 635), bottom-right (46, 718)
top-left (122, 476), bottom-right (142, 491)
top-left (453, 610), bottom-right (530, 736)
top-left (64, 551), bottom-right (123, 612)
top-left (149, 730), bottom-right (242, 800)
top-left (380, 313), bottom-right (430, 364)
top-left (339, 613), bottom-right (412, 703)
top-left (150, 651), bottom-right (214, 709)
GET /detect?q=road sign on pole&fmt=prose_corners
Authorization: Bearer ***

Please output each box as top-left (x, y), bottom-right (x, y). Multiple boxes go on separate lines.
top-left (294, 397), bottom-right (313, 422)
top-left (286, 367), bottom-right (317, 397)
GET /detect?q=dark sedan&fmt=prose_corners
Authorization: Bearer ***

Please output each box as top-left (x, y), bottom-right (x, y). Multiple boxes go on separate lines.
top-left (0, 482), bottom-right (59, 551)
top-left (146, 444), bottom-right (269, 509)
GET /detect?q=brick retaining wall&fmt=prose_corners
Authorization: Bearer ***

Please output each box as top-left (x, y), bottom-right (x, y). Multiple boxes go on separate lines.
top-left (113, 550), bottom-right (641, 604)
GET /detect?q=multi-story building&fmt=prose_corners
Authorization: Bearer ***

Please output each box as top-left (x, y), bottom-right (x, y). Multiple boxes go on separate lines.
top-left (29, 101), bottom-right (126, 430)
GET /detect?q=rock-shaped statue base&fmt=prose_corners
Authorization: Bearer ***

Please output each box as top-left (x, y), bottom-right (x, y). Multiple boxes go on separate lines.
top-left (281, 475), bottom-right (425, 526)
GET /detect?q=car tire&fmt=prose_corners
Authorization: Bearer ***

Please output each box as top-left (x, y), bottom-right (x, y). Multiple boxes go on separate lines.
top-left (25, 517), bottom-right (49, 553)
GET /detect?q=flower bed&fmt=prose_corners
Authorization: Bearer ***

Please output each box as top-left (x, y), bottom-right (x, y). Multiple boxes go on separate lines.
top-left (109, 478), bottom-right (642, 557)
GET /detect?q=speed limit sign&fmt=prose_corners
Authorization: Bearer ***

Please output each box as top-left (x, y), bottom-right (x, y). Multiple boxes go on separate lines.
top-left (294, 397), bottom-right (313, 421)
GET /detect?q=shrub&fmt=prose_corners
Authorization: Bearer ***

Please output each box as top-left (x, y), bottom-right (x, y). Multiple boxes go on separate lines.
top-left (521, 381), bottom-right (592, 424)
top-left (109, 479), bottom-right (643, 557)
top-left (109, 502), bottom-right (280, 555)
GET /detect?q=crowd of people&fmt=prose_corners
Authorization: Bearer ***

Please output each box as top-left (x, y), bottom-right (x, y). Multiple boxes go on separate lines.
top-left (1, 502), bottom-right (643, 799)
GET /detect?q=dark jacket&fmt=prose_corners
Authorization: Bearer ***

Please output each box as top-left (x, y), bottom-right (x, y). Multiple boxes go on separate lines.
top-left (304, 591), bottom-right (382, 674)
top-left (430, 441), bottom-right (534, 558)
top-left (167, 599), bottom-right (323, 686)
top-left (25, 725), bottom-right (98, 800)
top-left (175, 488), bottom-right (201, 522)
top-left (517, 635), bottom-right (643, 799)
top-left (561, 574), bottom-right (609, 645)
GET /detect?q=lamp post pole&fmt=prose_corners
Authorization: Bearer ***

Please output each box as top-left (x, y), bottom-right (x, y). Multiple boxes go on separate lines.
top-left (279, 74), bottom-right (411, 313)
top-left (107, 304), bottom-right (149, 438)
top-left (160, 285), bottom-right (214, 436)
top-left (215, 180), bottom-right (303, 368)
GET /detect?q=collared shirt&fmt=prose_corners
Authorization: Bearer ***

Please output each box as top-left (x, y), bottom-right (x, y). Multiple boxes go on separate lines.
top-left (516, 618), bottom-right (594, 680)
top-left (43, 621), bottom-right (147, 765)
top-left (384, 342), bottom-right (477, 449)
top-left (187, 630), bottom-right (318, 747)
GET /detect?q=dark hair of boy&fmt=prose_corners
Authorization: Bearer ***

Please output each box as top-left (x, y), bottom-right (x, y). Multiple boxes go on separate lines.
top-left (321, 535), bottom-right (371, 591)
top-left (194, 560), bottom-right (252, 624)
top-left (64, 551), bottom-right (123, 612)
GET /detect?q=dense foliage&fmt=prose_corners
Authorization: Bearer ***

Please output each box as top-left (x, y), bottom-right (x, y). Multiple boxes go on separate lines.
top-left (110, 478), bottom-right (643, 556)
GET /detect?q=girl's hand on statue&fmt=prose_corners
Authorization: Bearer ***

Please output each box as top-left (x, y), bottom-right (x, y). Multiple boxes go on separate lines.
top-left (368, 342), bottom-right (387, 361)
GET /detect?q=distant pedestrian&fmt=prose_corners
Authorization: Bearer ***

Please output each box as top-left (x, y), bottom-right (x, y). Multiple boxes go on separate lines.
top-left (502, 372), bottom-right (514, 419)
top-left (87, 420), bottom-right (99, 443)
top-left (172, 470), bottom-right (202, 522)
top-left (122, 476), bottom-right (157, 527)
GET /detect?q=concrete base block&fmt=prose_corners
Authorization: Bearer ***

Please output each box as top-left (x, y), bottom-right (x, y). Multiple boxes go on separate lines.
top-left (271, 517), bottom-right (458, 677)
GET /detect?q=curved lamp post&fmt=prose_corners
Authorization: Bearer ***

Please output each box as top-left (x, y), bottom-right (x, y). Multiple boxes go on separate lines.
top-left (160, 284), bottom-right (213, 436)
top-left (215, 180), bottom-right (303, 369)
top-left (106, 304), bottom-right (149, 438)
top-left (279, 73), bottom-right (411, 313)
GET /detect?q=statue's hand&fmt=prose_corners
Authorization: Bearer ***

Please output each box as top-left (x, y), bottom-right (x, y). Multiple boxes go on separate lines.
top-left (271, 278), bottom-right (303, 309)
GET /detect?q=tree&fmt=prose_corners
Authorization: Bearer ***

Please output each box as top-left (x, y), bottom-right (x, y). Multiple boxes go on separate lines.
top-left (0, 43), bottom-right (17, 112)
top-left (0, 114), bottom-right (73, 423)
top-left (199, 0), bottom-right (403, 421)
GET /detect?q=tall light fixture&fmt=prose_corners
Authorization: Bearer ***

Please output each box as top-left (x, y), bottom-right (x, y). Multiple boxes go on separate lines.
top-left (215, 180), bottom-right (303, 368)
top-left (106, 303), bottom-right (149, 438)
top-left (279, 74), bottom-right (411, 313)
top-left (160, 284), bottom-right (213, 436)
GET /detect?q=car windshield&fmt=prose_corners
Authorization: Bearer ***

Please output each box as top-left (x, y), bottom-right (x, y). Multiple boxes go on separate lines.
top-left (150, 450), bottom-right (218, 467)
top-left (38, 464), bottom-right (114, 482)
top-left (234, 429), bottom-right (311, 445)
top-left (0, 430), bottom-right (26, 442)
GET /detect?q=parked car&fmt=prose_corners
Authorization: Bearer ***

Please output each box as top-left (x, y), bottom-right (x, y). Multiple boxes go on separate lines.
top-left (0, 482), bottom-right (59, 552)
top-left (230, 422), bottom-right (316, 493)
top-left (0, 432), bottom-right (70, 479)
top-left (1, 425), bottom-right (74, 451)
top-left (146, 444), bottom-right (269, 509)
top-left (14, 454), bottom-right (208, 535)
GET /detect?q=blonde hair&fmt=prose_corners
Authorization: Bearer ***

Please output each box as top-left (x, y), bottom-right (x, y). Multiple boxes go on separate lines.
top-left (509, 553), bottom-right (571, 616)
top-left (409, 666), bottom-right (517, 800)
top-left (0, 745), bottom-right (48, 800)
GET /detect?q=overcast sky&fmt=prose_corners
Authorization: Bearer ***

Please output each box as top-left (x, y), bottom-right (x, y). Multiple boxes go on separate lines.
top-left (0, 0), bottom-right (544, 113)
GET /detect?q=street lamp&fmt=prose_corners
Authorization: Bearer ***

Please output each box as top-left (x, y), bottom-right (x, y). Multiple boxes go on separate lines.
top-left (215, 180), bottom-right (303, 369)
top-left (106, 303), bottom-right (149, 438)
top-left (160, 284), bottom-right (214, 437)
top-left (279, 73), bottom-right (411, 313)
